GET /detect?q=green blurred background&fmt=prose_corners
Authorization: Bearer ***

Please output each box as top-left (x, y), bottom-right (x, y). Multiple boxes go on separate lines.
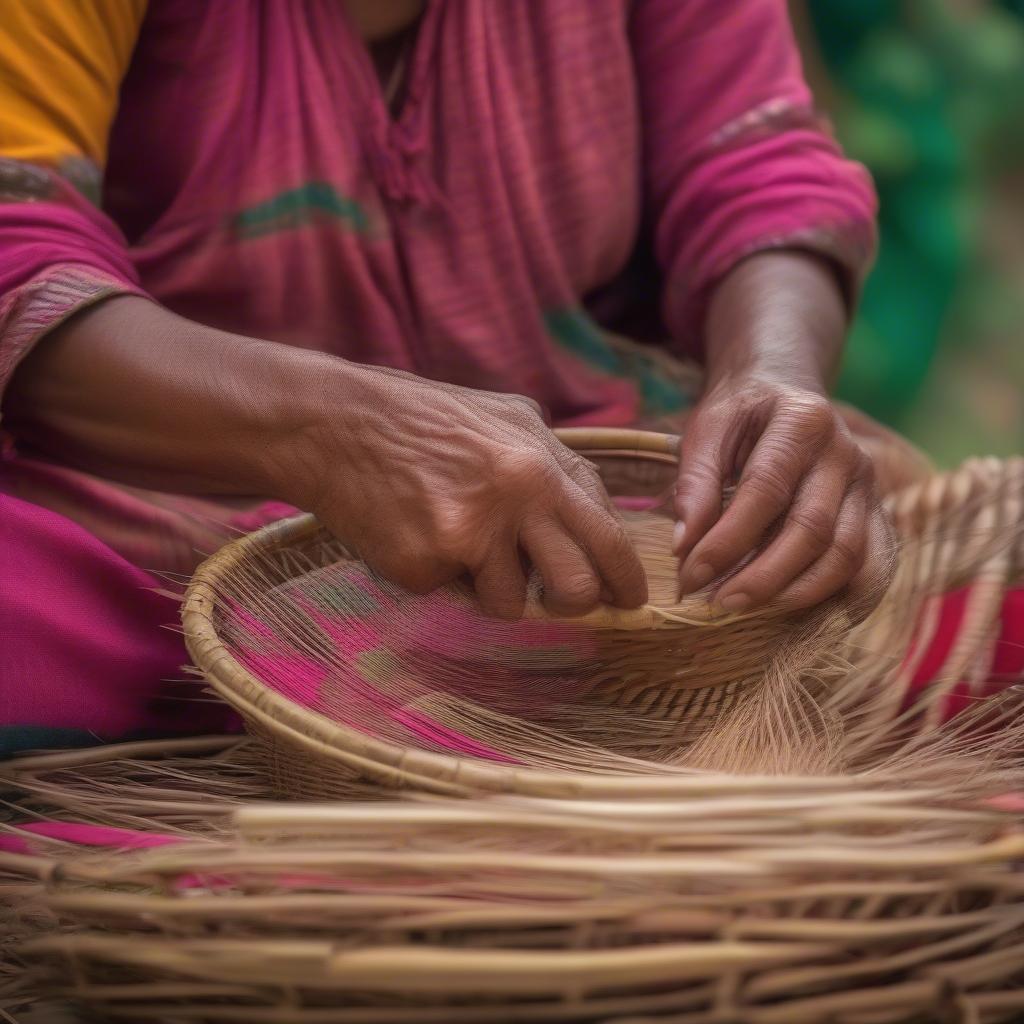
top-left (792, 0), bottom-right (1023, 464)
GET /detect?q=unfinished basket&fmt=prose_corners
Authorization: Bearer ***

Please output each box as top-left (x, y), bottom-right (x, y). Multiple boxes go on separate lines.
top-left (183, 437), bottom-right (1024, 800)
top-left (6, 456), bottom-right (1024, 1023)
top-left (2, 737), bottom-right (1023, 1024)
top-left (183, 428), bottom-right (867, 799)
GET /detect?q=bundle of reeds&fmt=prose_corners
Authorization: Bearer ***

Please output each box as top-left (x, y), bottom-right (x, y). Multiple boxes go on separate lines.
top-left (2, 736), bottom-right (1023, 1023)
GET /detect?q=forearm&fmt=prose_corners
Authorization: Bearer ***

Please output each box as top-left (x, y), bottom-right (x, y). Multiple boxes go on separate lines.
top-left (702, 250), bottom-right (849, 394)
top-left (3, 294), bottom-right (649, 615)
top-left (3, 296), bottom-right (336, 501)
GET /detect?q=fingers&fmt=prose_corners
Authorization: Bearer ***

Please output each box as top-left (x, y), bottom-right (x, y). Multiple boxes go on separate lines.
top-left (495, 403), bottom-right (645, 612)
top-left (672, 409), bottom-right (739, 576)
top-left (558, 459), bottom-right (648, 609)
top-left (521, 485), bottom-right (648, 615)
top-left (567, 505), bottom-right (648, 609)
top-left (772, 485), bottom-right (870, 611)
top-left (677, 418), bottom-right (816, 595)
top-left (473, 542), bottom-right (529, 620)
top-left (712, 462), bottom-right (852, 612)
top-left (520, 516), bottom-right (602, 616)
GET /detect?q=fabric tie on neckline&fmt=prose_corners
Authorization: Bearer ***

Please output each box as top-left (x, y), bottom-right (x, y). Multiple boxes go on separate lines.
top-left (366, 135), bottom-right (433, 205)
top-left (355, 1), bottom-right (444, 207)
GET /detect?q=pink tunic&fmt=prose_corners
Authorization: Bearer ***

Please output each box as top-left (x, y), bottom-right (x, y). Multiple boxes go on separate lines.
top-left (0, 0), bottom-right (881, 750)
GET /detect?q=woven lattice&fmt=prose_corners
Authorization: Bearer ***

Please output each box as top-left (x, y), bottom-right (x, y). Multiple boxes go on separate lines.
top-left (186, 430), bottom-right (894, 795)
top-left (184, 436), bottom-right (1023, 797)
top-left (1, 738), bottom-right (1023, 1023)
top-left (3, 446), bottom-right (1024, 1022)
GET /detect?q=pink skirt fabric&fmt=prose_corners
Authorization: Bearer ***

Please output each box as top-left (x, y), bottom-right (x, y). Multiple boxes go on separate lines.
top-left (0, 453), bottom-right (298, 755)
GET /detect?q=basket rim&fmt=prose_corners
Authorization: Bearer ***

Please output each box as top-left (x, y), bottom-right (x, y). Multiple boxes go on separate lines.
top-left (181, 428), bottom-right (842, 797)
top-left (182, 508), bottom-right (766, 798)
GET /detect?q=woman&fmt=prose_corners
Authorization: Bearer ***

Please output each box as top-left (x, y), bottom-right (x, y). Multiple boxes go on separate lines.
top-left (0, 1), bottom-right (893, 753)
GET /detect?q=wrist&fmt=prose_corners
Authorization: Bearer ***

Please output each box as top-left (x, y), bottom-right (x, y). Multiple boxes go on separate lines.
top-left (257, 353), bottom-right (392, 511)
top-left (702, 250), bottom-right (846, 397)
top-left (249, 347), bottom-right (346, 506)
top-left (705, 360), bottom-right (829, 399)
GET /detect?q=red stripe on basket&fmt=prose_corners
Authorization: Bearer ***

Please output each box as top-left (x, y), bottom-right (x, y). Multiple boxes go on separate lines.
top-left (903, 587), bottom-right (971, 706)
top-left (0, 834), bottom-right (30, 854)
top-left (988, 588), bottom-right (1024, 687)
top-left (392, 708), bottom-right (520, 763)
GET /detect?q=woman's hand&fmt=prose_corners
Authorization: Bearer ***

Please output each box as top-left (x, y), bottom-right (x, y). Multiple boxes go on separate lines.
top-left (674, 372), bottom-right (892, 613)
top-left (676, 250), bottom-right (894, 617)
top-left (9, 297), bottom-right (645, 619)
top-left (281, 366), bottom-right (648, 619)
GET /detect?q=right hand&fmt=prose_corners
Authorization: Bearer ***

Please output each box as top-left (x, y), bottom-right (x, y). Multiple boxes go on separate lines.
top-left (278, 364), bottom-right (648, 619)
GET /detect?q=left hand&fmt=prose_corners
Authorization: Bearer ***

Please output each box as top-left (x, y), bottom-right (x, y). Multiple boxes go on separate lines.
top-left (673, 372), bottom-right (893, 616)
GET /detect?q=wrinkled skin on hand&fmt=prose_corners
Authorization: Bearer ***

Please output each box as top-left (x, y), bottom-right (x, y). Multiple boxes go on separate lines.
top-left (291, 365), bottom-right (649, 619)
top-left (673, 374), bottom-right (895, 617)
top-left (670, 250), bottom-right (898, 620)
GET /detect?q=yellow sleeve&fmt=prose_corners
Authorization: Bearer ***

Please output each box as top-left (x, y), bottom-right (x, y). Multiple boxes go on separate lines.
top-left (0, 0), bottom-right (148, 168)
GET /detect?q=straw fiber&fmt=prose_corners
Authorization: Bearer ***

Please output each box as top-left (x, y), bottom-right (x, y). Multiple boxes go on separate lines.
top-left (2, 736), bottom-right (1023, 1023)
top-left (184, 432), bottom-right (1022, 796)
top-left (2, 433), bottom-right (1022, 1022)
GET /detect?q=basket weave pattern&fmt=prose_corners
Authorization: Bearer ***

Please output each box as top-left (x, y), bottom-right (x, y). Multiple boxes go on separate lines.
top-left (184, 429), bottom-right (870, 797)
top-left (3, 440), bottom-right (1022, 1022)
top-left (2, 738), bottom-right (1023, 1023)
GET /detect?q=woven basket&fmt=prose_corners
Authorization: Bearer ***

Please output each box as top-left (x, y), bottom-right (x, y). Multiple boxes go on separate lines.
top-left (184, 435), bottom-right (1024, 800)
top-left (183, 428), bottom-right (867, 799)
top-left (3, 737), bottom-right (1023, 1024)
top-left (6, 444), bottom-right (1022, 1021)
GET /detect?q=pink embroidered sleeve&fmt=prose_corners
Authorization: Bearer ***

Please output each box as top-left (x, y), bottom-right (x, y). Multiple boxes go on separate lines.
top-left (0, 1), bottom-right (148, 417)
top-left (631, 0), bottom-right (877, 355)
top-left (0, 168), bottom-right (148, 406)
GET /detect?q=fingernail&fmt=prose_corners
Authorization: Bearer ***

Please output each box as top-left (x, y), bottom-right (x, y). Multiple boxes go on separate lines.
top-left (718, 592), bottom-right (751, 614)
top-left (672, 521), bottom-right (686, 553)
top-left (682, 561), bottom-right (715, 593)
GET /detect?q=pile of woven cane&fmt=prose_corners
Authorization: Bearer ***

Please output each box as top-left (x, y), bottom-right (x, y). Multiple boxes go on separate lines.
top-left (2, 431), bottom-right (1023, 1024)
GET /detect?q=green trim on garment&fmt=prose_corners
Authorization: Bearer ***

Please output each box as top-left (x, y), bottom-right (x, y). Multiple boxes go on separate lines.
top-left (233, 182), bottom-right (374, 240)
top-left (543, 307), bottom-right (690, 416)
